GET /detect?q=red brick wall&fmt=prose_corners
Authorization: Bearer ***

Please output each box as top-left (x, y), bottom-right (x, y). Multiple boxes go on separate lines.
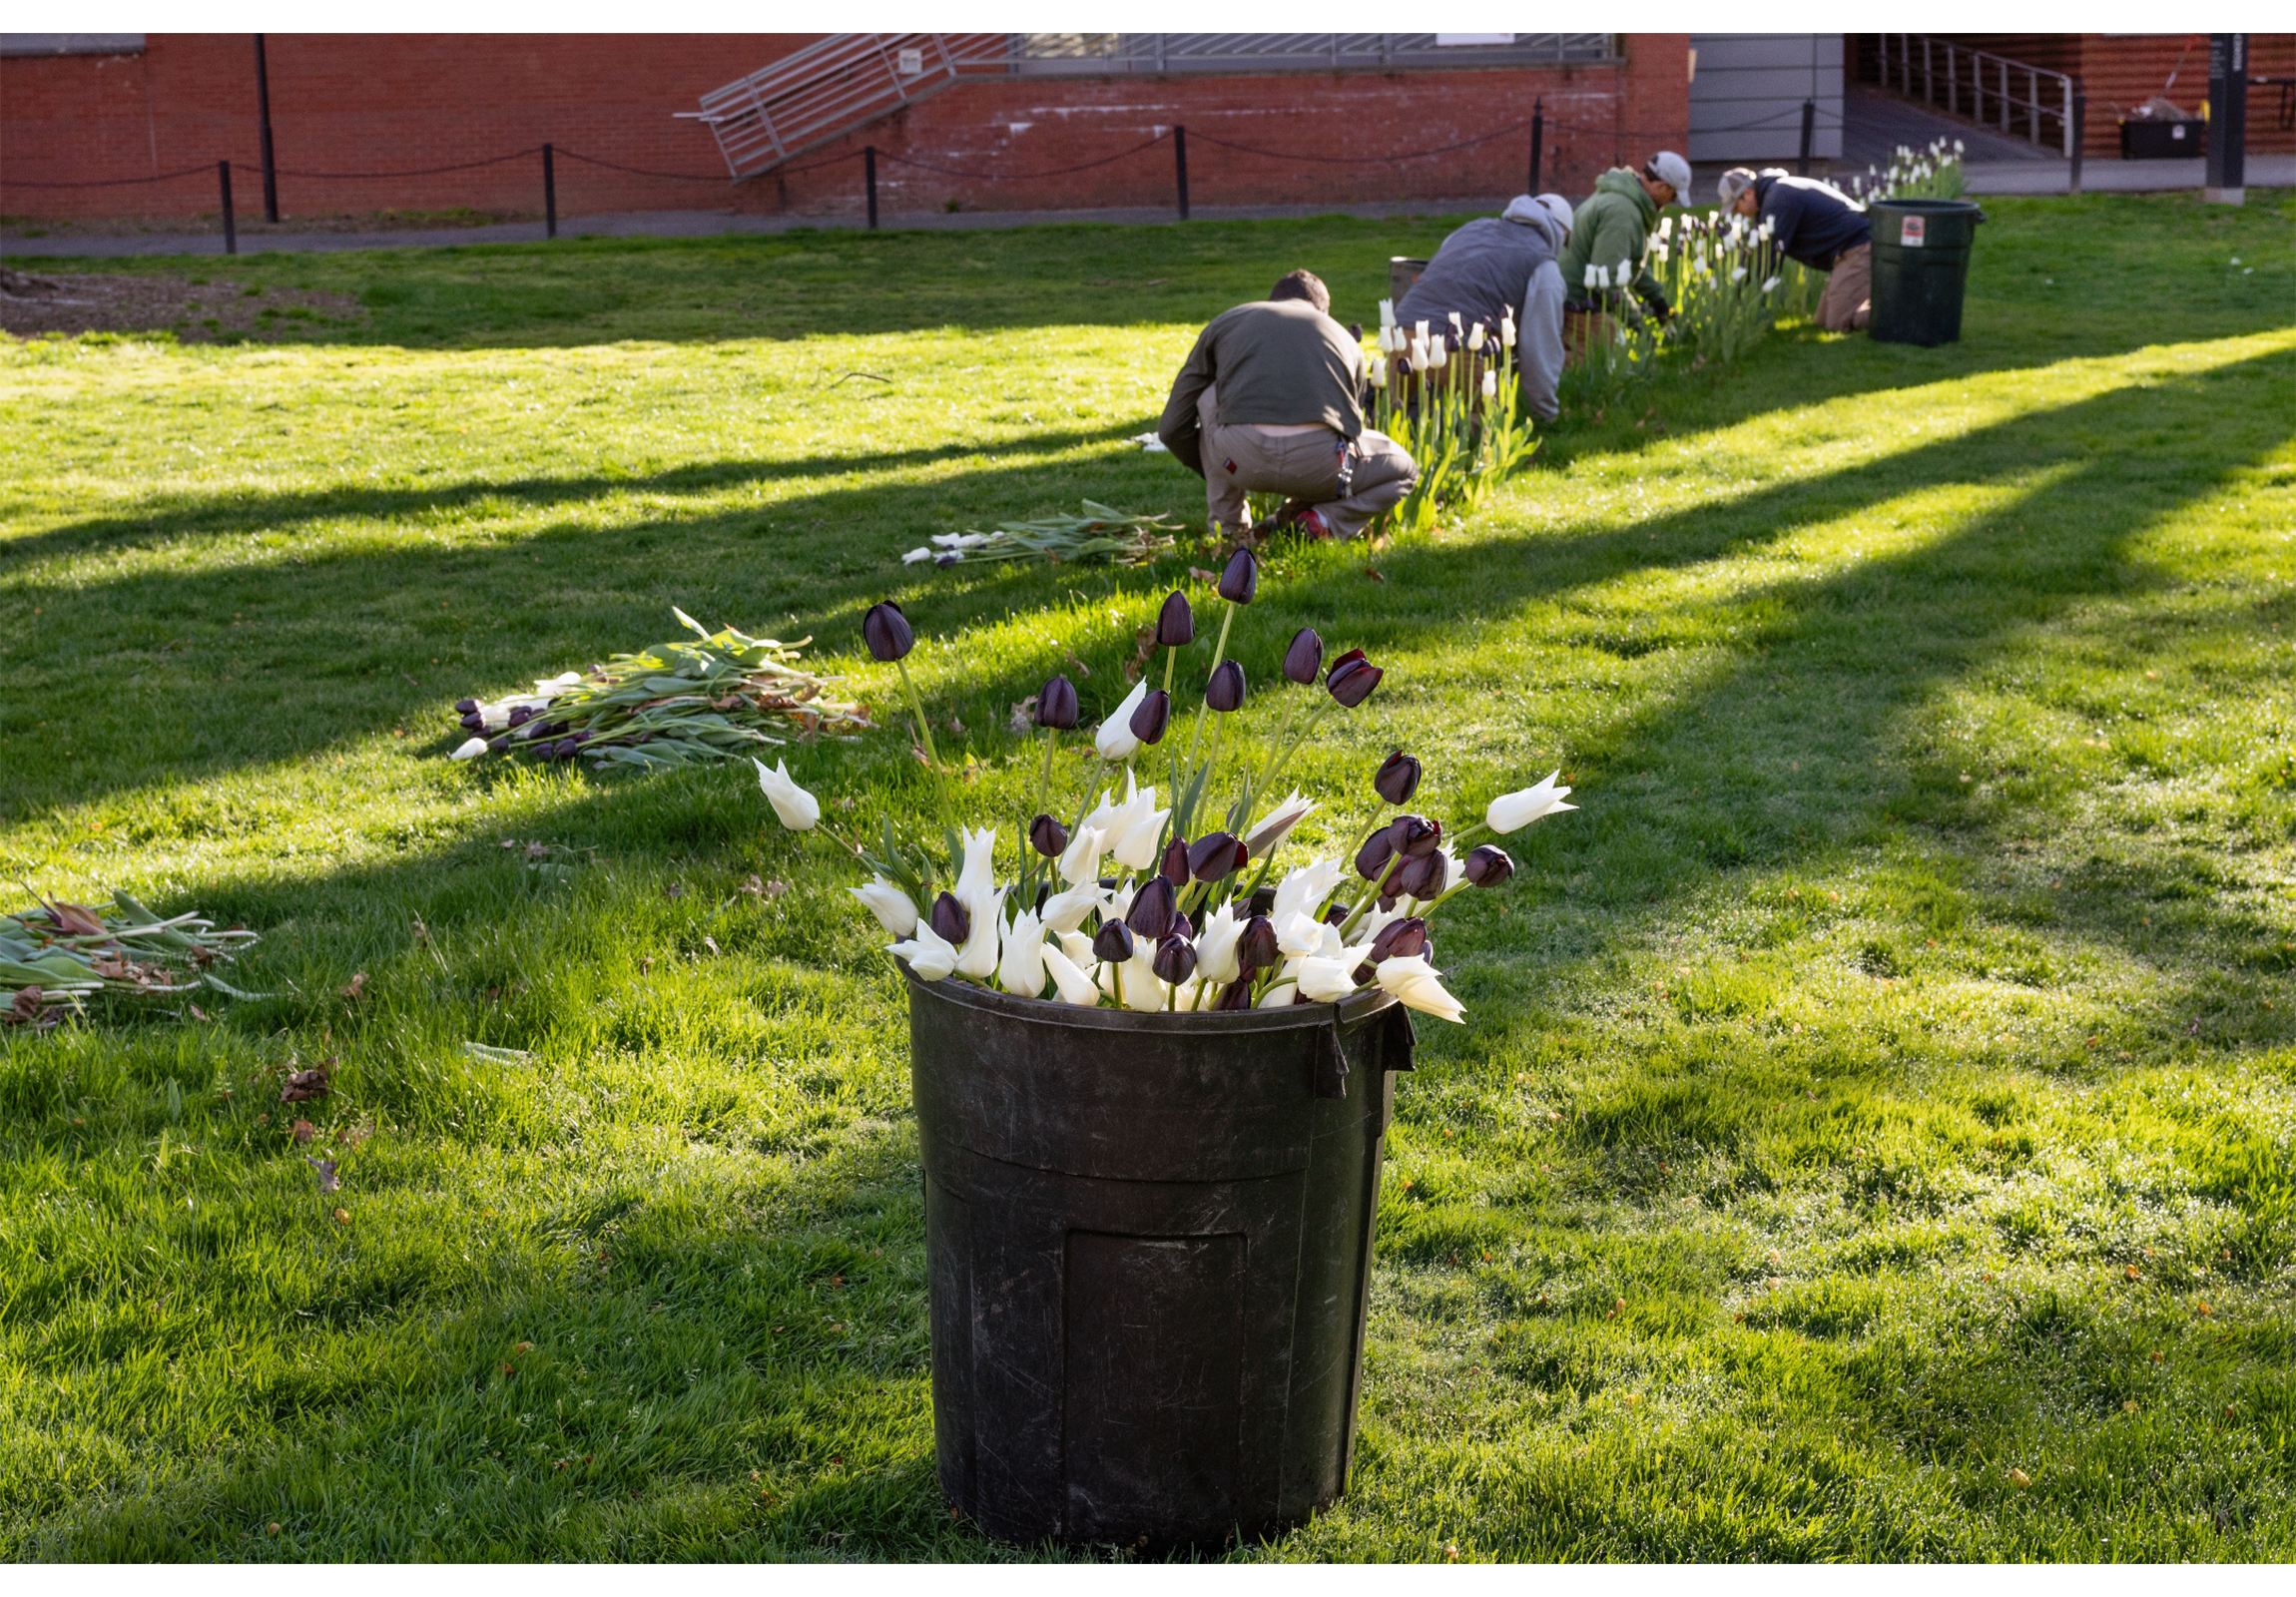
top-left (2, 33), bottom-right (1690, 222)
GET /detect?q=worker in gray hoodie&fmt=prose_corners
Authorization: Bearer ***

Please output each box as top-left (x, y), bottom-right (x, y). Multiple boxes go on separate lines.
top-left (1394, 193), bottom-right (1572, 422)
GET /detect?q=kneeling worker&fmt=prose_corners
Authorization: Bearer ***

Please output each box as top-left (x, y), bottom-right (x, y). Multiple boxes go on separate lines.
top-left (1716, 167), bottom-right (1871, 331)
top-left (1557, 150), bottom-right (1690, 342)
top-left (1395, 193), bottom-right (1573, 423)
top-left (1157, 269), bottom-right (1417, 542)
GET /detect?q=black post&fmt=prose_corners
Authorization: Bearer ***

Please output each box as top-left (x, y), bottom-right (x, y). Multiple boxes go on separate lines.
top-left (865, 144), bottom-right (878, 230)
top-left (1529, 99), bottom-right (1544, 193)
top-left (2205, 33), bottom-right (2248, 203)
top-left (253, 34), bottom-right (279, 224)
top-left (219, 160), bottom-right (237, 256)
top-left (1173, 124), bottom-right (1189, 221)
top-left (1797, 98), bottom-right (1816, 175)
top-left (2069, 87), bottom-right (2086, 195)
top-left (542, 143), bottom-right (557, 239)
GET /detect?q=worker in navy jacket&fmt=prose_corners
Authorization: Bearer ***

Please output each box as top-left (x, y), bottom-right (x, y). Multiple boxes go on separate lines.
top-left (1716, 168), bottom-right (1872, 332)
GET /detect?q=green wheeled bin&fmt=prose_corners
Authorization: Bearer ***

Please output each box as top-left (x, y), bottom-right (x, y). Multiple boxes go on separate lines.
top-left (1869, 198), bottom-right (1985, 346)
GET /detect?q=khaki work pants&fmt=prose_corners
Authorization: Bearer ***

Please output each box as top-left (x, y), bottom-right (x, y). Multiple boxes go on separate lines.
top-left (1197, 385), bottom-right (1417, 541)
top-left (1817, 243), bottom-right (1872, 331)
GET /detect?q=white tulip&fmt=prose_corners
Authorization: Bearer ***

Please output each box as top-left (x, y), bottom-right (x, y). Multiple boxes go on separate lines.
top-left (1256, 979), bottom-right (1299, 1009)
top-left (953, 889), bottom-right (1004, 981)
top-left (888, 922), bottom-right (958, 982)
top-left (1414, 318), bottom-right (1430, 343)
top-left (1446, 311), bottom-right (1463, 335)
top-left (1583, 264), bottom-right (1601, 289)
top-left (1094, 678), bottom-right (1150, 761)
top-left (997, 908), bottom-right (1046, 997)
top-left (1058, 928), bottom-right (1096, 966)
top-left (1379, 296), bottom-right (1396, 329)
top-left (1055, 824), bottom-right (1107, 887)
top-left (955, 825), bottom-right (998, 911)
top-left (1119, 951), bottom-right (1166, 1013)
top-left (1762, 275), bottom-right (1782, 294)
top-left (1427, 339), bottom-right (1447, 369)
top-left (1297, 956), bottom-right (1359, 1003)
top-left (1729, 266), bottom-right (1749, 284)
top-left (1467, 321), bottom-right (1486, 351)
top-left (1369, 355), bottom-right (1388, 389)
top-left (1376, 954), bottom-right (1464, 1023)
top-left (1500, 311), bottom-right (1516, 347)
top-left (1041, 878), bottom-right (1105, 933)
top-left (1040, 944), bottom-right (1102, 1006)
top-left (1194, 903), bottom-right (1244, 985)
top-left (451, 737), bottom-right (488, 762)
top-left (1485, 771), bottom-right (1577, 832)
top-left (1244, 790), bottom-right (1316, 857)
top-left (1104, 779), bottom-right (1169, 872)
top-left (753, 757), bottom-right (821, 831)
top-left (902, 546), bottom-right (933, 564)
top-left (1273, 857), bottom-right (1349, 929)
top-left (1481, 369), bottom-right (1497, 400)
top-left (850, 874), bottom-right (918, 937)
top-left (1277, 910), bottom-right (1343, 961)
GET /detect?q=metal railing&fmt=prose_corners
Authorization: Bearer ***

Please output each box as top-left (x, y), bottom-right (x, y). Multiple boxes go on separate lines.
top-left (693, 33), bottom-right (1618, 179)
top-left (1875, 34), bottom-right (2076, 158)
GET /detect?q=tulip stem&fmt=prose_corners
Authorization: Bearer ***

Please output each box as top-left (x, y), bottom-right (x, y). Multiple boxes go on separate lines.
top-left (894, 657), bottom-right (941, 776)
top-left (1181, 600), bottom-right (1237, 777)
top-left (1021, 728), bottom-right (1059, 897)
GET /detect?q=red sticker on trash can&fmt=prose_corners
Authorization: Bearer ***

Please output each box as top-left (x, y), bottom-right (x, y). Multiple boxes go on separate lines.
top-left (1902, 216), bottom-right (1927, 248)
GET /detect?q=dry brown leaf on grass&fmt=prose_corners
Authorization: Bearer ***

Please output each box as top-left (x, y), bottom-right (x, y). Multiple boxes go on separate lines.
top-left (290, 1119), bottom-right (316, 1144)
top-left (281, 1058), bottom-right (332, 1104)
top-left (340, 972), bottom-right (367, 1001)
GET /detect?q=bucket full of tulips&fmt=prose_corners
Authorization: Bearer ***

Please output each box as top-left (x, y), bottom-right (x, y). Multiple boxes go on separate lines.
top-left (756, 549), bottom-right (1576, 1549)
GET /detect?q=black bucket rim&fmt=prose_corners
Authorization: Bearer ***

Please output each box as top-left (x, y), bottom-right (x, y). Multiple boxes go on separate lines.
top-left (1868, 197), bottom-right (1984, 215)
top-left (901, 962), bottom-right (1398, 1036)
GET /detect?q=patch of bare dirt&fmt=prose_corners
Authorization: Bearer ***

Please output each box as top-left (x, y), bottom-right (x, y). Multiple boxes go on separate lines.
top-left (0, 267), bottom-right (366, 342)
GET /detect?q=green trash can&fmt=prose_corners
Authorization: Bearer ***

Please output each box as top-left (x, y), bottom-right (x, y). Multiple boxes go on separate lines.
top-left (1868, 199), bottom-right (1985, 346)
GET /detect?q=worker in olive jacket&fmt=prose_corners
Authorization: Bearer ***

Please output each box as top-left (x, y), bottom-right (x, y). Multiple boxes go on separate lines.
top-left (1556, 150), bottom-right (1690, 338)
top-left (1716, 167), bottom-right (1873, 331)
top-left (1157, 270), bottom-right (1417, 542)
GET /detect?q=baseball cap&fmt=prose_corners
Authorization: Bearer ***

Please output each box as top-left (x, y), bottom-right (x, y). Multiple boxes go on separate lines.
top-left (1645, 150), bottom-right (1692, 196)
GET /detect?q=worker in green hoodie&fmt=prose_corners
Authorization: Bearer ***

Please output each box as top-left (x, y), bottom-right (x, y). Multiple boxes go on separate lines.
top-left (1557, 151), bottom-right (1690, 358)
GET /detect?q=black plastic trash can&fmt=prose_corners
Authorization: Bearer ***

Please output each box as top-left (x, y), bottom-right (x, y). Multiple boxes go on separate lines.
top-left (1869, 198), bottom-right (1985, 347)
top-left (906, 971), bottom-right (1416, 1550)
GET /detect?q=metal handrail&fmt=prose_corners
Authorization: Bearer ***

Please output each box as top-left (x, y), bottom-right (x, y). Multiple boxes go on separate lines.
top-left (1876, 33), bottom-right (2077, 158)
top-left (694, 32), bottom-right (1621, 179)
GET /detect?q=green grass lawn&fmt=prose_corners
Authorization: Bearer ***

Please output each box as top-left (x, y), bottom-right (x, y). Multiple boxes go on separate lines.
top-left (1, 193), bottom-right (2292, 1561)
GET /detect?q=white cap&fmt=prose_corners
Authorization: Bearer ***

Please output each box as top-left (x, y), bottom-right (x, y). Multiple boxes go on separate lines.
top-left (1645, 150), bottom-right (1692, 196)
top-left (1535, 192), bottom-right (1574, 233)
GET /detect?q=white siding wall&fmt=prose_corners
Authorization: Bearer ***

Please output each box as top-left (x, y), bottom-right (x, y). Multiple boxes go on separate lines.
top-left (1689, 33), bottom-right (1843, 162)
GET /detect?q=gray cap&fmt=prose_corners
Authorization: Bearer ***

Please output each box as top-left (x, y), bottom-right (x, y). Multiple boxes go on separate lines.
top-left (1645, 150), bottom-right (1692, 196)
top-left (1715, 167), bottom-right (1758, 207)
top-left (1535, 192), bottom-right (1575, 232)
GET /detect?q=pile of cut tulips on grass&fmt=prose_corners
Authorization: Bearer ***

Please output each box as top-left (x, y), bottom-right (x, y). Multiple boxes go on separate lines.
top-left (752, 549), bottom-right (1578, 1021)
top-left (2, 893), bottom-right (262, 1031)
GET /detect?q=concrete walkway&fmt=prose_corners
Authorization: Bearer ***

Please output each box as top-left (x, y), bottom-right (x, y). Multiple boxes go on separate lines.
top-left (0, 196), bottom-right (1510, 260)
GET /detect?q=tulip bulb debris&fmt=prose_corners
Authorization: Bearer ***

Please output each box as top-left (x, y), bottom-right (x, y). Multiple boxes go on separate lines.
top-left (448, 608), bottom-right (867, 774)
top-left (900, 500), bottom-right (1180, 570)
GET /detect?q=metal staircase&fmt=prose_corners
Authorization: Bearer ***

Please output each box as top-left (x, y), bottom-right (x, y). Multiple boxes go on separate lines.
top-left (688, 33), bottom-right (1010, 180)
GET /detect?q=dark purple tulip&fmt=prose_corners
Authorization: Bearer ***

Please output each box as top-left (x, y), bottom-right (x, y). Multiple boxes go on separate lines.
top-left (929, 891), bottom-right (970, 946)
top-left (461, 712), bottom-right (485, 732)
top-left (1093, 918), bottom-right (1136, 963)
top-left (1283, 628), bottom-right (1325, 685)
top-left (1355, 826), bottom-right (1398, 881)
top-left (1464, 844), bottom-right (1514, 887)
top-left (1156, 591), bottom-right (1195, 648)
top-left (1206, 660), bottom-right (1247, 713)
top-left (1392, 814), bottom-right (1441, 857)
top-left (861, 601), bottom-right (914, 663)
top-left (1130, 687), bottom-right (1171, 746)
top-left (1369, 916), bottom-right (1429, 961)
top-left (1217, 547), bottom-right (1259, 605)
top-left (1151, 933), bottom-right (1198, 985)
top-left (1326, 649), bottom-right (1383, 708)
top-left (552, 739), bottom-right (581, 761)
top-left (1394, 851), bottom-right (1446, 900)
top-left (1029, 813), bottom-right (1069, 858)
top-left (1126, 876), bottom-right (1176, 940)
top-left (1375, 751), bottom-right (1422, 805)
top-left (507, 705), bottom-right (535, 728)
top-left (1171, 910), bottom-right (1194, 940)
top-left (1324, 903), bottom-right (1350, 927)
top-left (1188, 831), bottom-right (1248, 882)
top-left (454, 698), bottom-right (479, 715)
top-left (1036, 674), bottom-right (1078, 730)
top-left (1161, 835), bottom-right (1192, 887)
top-left (1216, 978), bottom-right (1256, 1011)
top-left (1237, 914), bottom-right (1281, 973)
